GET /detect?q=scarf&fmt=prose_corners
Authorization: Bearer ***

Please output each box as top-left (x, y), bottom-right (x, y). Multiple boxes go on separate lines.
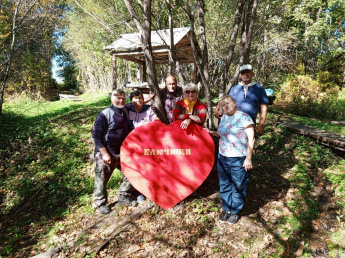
top-left (239, 81), bottom-right (256, 98)
top-left (184, 97), bottom-right (197, 114)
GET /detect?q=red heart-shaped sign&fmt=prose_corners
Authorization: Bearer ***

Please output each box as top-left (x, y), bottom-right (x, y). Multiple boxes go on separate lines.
top-left (120, 121), bottom-right (215, 209)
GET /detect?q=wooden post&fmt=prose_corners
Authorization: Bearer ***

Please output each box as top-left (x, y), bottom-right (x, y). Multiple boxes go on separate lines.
top-left (143, 61), bottom-right (147, 82)
top-left (112, 54), bottom-right (117, 90)
top-left (168, 63), bottom-right (172, 74)
top-left (139, 63), bottom-right (144, 82)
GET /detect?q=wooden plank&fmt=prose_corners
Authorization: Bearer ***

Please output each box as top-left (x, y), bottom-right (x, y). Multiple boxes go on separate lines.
top-left (115, 54), bottom-right (143, 64)
top-left (282, 122), bottom-right (345, 151)
top-left (175, 48), bottom-right (195, 61)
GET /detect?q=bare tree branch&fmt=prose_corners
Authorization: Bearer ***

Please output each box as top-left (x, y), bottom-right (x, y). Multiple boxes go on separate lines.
top-left (73, 0), bottom-right (115, 35)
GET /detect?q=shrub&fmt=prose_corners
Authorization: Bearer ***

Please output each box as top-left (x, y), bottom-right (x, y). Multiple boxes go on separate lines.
top-left (275, 75), bottom-right (343, 120)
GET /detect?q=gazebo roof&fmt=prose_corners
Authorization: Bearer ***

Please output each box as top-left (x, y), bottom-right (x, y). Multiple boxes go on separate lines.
top-left (104, 27), bottom-right (200, 65)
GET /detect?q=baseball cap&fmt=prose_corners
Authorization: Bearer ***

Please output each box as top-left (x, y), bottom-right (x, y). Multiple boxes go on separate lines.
top-left (239, 64), bottom-right (253, 72)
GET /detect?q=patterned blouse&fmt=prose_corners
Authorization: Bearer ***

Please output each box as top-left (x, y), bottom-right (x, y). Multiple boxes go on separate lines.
top-left (217, 111), bottom-right (254, 157)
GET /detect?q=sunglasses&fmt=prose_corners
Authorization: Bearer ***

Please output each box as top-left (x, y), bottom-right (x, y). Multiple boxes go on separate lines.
top-left (185, 90), bottom-right (197, 94)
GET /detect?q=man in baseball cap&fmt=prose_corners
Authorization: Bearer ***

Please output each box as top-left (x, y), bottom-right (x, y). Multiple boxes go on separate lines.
top-left (239, 64), bottom-right (253, 72)
top-left (215, 64), bottom-right (269, 134)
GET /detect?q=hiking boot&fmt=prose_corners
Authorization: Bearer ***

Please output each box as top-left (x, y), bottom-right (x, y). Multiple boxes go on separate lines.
top-left (98, 205), bottom-right (111, 215)
top-left (118, 194), bottom-right (137, 205)
top-left (219, 210), bottom-right (231, 223)
top-left (228, 214), bottom-right (239, 224)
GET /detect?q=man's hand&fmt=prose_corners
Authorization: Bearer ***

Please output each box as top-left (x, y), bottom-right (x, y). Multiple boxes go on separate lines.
top-left (256, 104), bottom-right (267, 134)
top-left (99, 147), bottom-right (112, 165)
top-left (102, 153), bottom-right (112, 164)
top-left (144, 92), bottom-right (156, 104)
top-left (214, 103), bottom-right (223, 119)
top-left (180, 119), bottom-right (192, 130)
top-left (256, 123), bottom-right (264, 134)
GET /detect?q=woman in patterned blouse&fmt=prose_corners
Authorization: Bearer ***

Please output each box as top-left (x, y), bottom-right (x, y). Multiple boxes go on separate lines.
top-left (204, 95), bottom-right (255, 224)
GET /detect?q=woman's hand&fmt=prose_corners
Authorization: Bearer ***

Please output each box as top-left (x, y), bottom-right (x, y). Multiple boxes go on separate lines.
top-left (180, 118), bottom-right (192, 130)
top-left (203, 127), bottom-right (211, 133)
top-left (189, 115), bottom-right (201, 124)
top-left (243, 157), bottom-right (253, 172)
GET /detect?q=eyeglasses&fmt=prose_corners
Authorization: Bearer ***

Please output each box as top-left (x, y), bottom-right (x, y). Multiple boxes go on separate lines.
top-left (185, 90), bottom-right (197, 94)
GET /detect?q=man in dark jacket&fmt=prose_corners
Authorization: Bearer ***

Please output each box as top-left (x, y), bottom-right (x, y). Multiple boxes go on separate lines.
top-left (149, 75), bottom-right (184, 124)
top-left (92, 89), bottom-right (135, 214)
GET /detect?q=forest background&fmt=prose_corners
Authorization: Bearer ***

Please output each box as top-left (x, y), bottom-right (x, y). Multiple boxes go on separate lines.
top-left (0, 0), bottom-right (344, 122)
top-left (0, 0), bottom-right (345, 257)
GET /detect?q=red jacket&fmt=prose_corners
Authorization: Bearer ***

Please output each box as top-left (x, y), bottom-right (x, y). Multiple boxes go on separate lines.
top-left (172, 99), bottom-right (207, 126)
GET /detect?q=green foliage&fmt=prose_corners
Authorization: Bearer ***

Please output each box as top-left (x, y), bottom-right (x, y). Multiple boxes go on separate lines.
top-left (275, 75), bottom-right (344, 120)
top-left (54, 43), bottom-right (79, 90)
top-left (0, 92), bottom-right (112, 256)
top-left (0, 0), bottom-right (67, 106)
top-left (328, 229), bottom-right (345, 257)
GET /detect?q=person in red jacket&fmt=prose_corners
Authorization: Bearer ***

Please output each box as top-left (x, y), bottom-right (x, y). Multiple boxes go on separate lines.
top-left (172, 83), bottom-right (207, 129)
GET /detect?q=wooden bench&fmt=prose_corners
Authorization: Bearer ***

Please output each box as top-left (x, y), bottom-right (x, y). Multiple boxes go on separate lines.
top-left (59, 94), bottom-right (82, 101)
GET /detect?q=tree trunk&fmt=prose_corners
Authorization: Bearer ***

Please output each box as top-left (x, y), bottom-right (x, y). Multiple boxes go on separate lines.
top-left (219, 0), bottom-right (245, 98)
top-left (123, 0), bottom-right (169, 124)
top-left (166, 0), bottom-right (186, 86)
top-left (225, 0), bottom-right (258, 94)
top-left (142, 0), bottom-right (169, 124)
top-left (196, 0), bottom-right (213, 128)
top-left (0, 0), bottom-right (40, 116)
top-left (0, 1), bottom-right (18, 116)
top-left (181, 0), bottom-right (213, 128)
top-left (167, 0), bottom-right (175, 75)
top-left (240, 0), bottom-right (257, 64)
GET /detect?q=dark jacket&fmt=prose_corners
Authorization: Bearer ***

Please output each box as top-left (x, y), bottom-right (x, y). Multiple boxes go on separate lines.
top-left (92, 105), bottom-right (129, 156)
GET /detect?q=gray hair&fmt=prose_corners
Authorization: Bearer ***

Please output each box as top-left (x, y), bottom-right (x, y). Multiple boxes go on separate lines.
top-left (183, 83), bottom-right (199, 94)
top-left (111, 89), bottom-right (126, 96)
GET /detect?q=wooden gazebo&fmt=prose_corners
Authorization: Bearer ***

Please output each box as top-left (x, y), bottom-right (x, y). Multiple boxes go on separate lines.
top-left (104, 27), bottom-right (201, 90)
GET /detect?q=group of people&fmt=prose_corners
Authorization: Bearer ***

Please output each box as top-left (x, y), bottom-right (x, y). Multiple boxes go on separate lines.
top-left (92, 64), bottom-right (269, 224)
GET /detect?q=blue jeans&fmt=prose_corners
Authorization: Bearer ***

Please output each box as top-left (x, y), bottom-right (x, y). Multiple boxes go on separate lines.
top-left (217, 154), bottom-right (250, 215)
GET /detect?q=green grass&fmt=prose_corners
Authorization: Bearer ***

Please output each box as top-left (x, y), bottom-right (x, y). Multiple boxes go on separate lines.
top-left (252, 120), bottom-right (344, 255)
top-left (322, 159), bottom-right (345, 256)
top-left (0, 92), bottom-right (123, 256)
top-left (0, 93), bottom-right (345, 256)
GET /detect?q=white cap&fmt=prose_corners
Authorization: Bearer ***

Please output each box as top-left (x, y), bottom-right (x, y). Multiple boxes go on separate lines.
top-left (239, 64), bottom-right (253, 72)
